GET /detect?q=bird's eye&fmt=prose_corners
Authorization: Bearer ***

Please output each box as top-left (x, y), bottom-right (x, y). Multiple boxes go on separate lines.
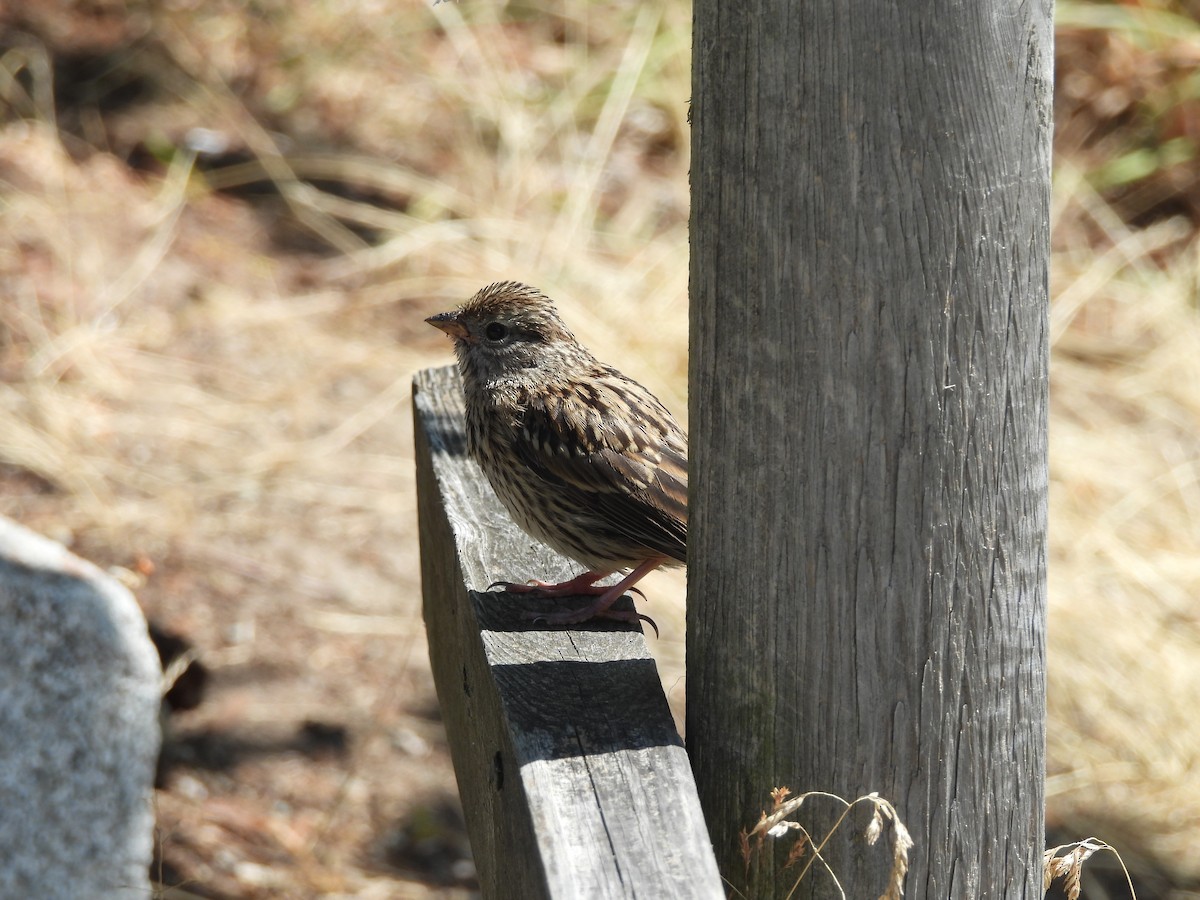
top-left (484, 322), bottom-right (508, 341)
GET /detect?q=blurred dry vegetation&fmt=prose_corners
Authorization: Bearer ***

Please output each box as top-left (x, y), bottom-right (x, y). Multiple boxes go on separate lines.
top-left (0, 0), bottom-right (1197, 897)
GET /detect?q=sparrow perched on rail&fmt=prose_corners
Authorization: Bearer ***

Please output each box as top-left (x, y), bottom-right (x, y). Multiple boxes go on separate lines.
top-left (426, 282), bottom-right (687, 630)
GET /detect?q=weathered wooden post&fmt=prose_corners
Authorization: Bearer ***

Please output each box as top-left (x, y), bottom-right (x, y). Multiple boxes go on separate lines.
top-left (687, 1), bottom-right (1053, 897)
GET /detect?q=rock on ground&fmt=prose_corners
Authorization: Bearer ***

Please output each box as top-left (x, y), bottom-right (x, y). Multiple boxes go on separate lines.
top-left (0, 516), bottom-right (161, 899)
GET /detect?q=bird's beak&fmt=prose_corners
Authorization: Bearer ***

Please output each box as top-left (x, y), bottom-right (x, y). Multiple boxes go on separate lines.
top-left (426, 311), bottom-right (470, 341)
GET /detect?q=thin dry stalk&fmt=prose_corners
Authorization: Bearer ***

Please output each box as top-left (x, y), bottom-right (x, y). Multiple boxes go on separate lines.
top-left (1044, 837), bottom-right (1138, 900)
top-left (742, 787), bottom-right (913, 900)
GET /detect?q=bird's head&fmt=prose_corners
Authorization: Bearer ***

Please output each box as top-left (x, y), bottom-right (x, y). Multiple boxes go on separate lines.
top-left (426, 282), bottom-right (589, 388)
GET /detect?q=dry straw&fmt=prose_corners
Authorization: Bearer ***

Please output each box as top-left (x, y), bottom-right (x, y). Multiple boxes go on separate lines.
top-left (1044, 837), bottom-right (1137, 899)
top-left (737, 787), bottom-right (913, 900)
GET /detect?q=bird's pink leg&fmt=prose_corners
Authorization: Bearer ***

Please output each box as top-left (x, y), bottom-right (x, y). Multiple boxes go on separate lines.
top-left (522, 557), bottom-right (667, 635)
top-left (488, 570), bottom-right (612, 597)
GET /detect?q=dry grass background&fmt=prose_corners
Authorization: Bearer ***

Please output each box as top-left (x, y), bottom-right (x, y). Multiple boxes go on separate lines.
top-left (0, 0), bottom-right (1198, 897)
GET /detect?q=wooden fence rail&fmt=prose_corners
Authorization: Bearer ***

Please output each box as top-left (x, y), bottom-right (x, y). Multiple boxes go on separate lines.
top-left (413, 364), bottom-right (723, 899)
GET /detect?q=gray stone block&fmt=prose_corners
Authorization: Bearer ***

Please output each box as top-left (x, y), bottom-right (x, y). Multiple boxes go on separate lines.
top-left (0, 516), bottom-right (160, 899)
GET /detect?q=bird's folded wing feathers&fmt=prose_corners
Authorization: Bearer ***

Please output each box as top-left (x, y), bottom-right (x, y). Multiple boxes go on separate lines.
top-left (514, 375), bottom-right (688, 563)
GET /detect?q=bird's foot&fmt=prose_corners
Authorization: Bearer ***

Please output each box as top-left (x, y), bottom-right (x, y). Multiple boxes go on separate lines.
top-left (490, 557), bottom-right (669, 637)
top-left (521, 602), bottom-right (659, 639)
top-left (487, 571), bottom-right (644, 600)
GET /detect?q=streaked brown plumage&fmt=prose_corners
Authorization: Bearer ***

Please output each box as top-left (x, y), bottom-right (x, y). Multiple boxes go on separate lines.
top-left (426, 281), bottom-right (686, 629)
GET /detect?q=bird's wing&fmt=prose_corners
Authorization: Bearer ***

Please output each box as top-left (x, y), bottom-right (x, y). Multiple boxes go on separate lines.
top-left (514, 371), bottom-right (688, 563)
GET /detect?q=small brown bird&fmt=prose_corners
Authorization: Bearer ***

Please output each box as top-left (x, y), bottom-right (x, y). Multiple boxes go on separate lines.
top-left (426, 282), bottom-right (687, 630)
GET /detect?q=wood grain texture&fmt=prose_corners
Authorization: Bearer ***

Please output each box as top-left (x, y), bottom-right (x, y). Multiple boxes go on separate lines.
top-left (413, 365), bottom-right (722, 900)
top-left (687, 2), bottom-right (1052, 897)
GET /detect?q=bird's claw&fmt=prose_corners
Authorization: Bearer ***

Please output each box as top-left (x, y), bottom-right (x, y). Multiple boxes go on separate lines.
top-left (487, 579), bottom-right (556, 593)
top-left (637, 613), bottom-right (660, 639)
top-left (522, 608), bottom-right (659, 638)
top-left (487, 579), bottom-right (645, 600)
